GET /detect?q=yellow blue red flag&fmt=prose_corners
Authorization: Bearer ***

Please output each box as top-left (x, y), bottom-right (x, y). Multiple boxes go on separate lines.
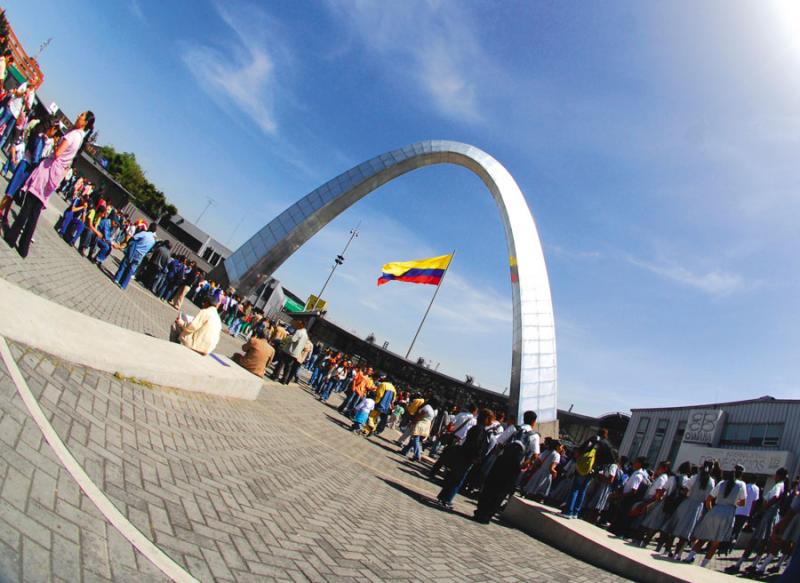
top-left (377, 254), bottom-right (453, 286)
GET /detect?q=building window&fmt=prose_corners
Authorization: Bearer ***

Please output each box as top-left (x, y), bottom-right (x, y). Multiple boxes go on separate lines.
top-left (720, 423), bottom-right (784, 449)
top-left (645, 419), bottom-right (670, 465)
top-left (667, 420), bottom-right (687, 464)
top-left (628, 416), bottom-right (650, 459)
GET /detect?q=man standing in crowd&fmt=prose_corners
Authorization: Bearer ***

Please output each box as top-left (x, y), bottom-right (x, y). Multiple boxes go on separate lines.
top-left (271, 320), bottom-right (309, 384)
top-left (370, 376), bottom-right (396, 435)
top-left (474, 410), bottom-right (539, 522)
top-left (114, 223), bottom-right (157, 289)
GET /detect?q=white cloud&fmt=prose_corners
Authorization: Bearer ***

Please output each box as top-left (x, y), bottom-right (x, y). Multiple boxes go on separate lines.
top-left (128, 0), bottom-right (146, 23)
top-left (547, 244), bottom-right (603, 262)
top-left (326, 0), bottom-right (487, 122)
top-left (628, 256), bottom-right (747, 297)
top-left (181, 1), bottom-right (279, 134)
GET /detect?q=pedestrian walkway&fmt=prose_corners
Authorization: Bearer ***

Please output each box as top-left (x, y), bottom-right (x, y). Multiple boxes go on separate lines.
top-left (0, 277), bottom-right (262, 400)
top-left (0, 340), bottom-right (626, 582)
top-left (0, 190), bottom-right (628, 581)
top-left (0, 190), bottom-right (242, 359)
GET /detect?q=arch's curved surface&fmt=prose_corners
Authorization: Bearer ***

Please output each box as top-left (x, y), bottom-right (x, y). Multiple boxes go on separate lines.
top-left (224, 140), bottom-right (557, 422)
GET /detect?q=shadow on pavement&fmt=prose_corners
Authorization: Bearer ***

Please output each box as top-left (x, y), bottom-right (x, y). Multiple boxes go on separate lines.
top-left (380, 477), bottom-right (476, 521)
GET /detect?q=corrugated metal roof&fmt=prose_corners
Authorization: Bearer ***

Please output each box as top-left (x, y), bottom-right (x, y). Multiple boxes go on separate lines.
top-left (166, 214), bottom-right (232, 256)
top-left (631, 395), bottom-right (800, 413)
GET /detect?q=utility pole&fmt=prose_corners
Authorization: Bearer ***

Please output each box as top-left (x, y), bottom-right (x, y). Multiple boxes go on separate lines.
top-left (312, 223), bottom-right (360, 311)
top-left (227, 212), bottom-right (247, 246)
top-left (195, 196), bottom-right (216, 226)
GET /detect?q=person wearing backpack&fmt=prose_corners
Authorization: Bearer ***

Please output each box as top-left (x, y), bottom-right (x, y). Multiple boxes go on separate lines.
top-left (636, 461), bottom-right (678, 545)
top-left (429, 404), bottom-right (477, 478)
top-left (582, 428), bottom-right (618, 523)
top-left (474, 410), bottom-right (540, 523)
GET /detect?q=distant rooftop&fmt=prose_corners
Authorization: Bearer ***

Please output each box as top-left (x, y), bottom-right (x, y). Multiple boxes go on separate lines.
top-left (631, 395), bottom-right (800, 413)
top-left (166, 214), bottom-right (233, 256)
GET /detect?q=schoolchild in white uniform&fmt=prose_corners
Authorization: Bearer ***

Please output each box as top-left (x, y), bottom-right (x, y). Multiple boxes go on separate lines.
top-left (684, 464), bottom-right (747, 568)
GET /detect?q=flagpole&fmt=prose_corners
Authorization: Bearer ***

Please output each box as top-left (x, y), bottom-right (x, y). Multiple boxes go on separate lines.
top-left (405, 250), bottom-right (455, 359)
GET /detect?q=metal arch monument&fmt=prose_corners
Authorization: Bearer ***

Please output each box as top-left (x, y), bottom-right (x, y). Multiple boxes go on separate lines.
top-left (217, 140), bottom-right (558, 423)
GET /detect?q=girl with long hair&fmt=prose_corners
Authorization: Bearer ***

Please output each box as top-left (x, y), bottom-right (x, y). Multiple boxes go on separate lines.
top-left (656, 460), bottom-right (715, 560)
top-left (684, 463), bottom-right (746, 568)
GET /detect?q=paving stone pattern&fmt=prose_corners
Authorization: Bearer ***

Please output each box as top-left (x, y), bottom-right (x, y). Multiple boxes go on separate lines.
top-left (0, 173), bottom-right (625, 581)
top-left (0, 191), bottom-right (241, 358)
top-left (0, 342), bottom-right (627, 583)
top-left (0, 344), bottom-right (170, 582)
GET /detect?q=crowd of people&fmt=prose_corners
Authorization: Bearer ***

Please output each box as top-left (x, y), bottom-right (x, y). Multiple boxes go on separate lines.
top-left (0, 68), bottom-right (95, 258)
top-left (286, 343), bottom-right (800, 578)
top-left (2, 47), bottom-right (798, 582)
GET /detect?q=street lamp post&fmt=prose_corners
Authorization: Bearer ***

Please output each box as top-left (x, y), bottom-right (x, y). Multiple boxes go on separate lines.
top-left (312, 224), bottom-right (360, 311)
top-left (196, 197), bottom-right (216, 227)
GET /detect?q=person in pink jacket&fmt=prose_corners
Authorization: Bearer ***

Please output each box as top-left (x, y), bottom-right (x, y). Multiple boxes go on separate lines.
top-left (4, 110), bottom-right (94, 257)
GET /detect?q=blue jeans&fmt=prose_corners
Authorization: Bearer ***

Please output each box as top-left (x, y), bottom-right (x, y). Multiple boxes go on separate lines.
top-left (58, 210), bottom-right (74, 236)
top-left (94, 239), bottom-right (112, 263)
top-left (565, 474), bottom-right (591, 517)
top-left (159, 278), bottom-right (177, 300)
top-left (228, 318), bottom-right (243, 334)
top-left (310, 367), bottom-right (325, 388)
top-left (305, 354), bottom-right (318, 370)
top-left (114, 252), bottom-right (142, 289)
top-left (339, 392), bottom-right (361, 415)
top-left (313, 373), bottom-right (329, 393)
top-left (401, 436), bottom-right (423, 460)
top-left (439, 463), bottom-right (473, 504)
top-left (79, 230), bottom-right (96, 254)
top-left (67, 220), bottom-right (85, 246)
top-left (5, 159), bottom-right (30, 197)
top-left (0, 110), bottom-right (16, 148)
top-left (151, 270), bottom-right (168, 295)
top-left (154, 275), bottom-right (172, 299)
top-left (319, 380), bottom-right (337, 401)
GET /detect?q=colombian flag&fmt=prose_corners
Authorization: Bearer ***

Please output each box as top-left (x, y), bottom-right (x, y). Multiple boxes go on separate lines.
top-left (377, 254), bottom-right (453, 286)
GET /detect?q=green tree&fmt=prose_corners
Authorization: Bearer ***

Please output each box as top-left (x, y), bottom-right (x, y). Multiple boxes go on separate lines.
top-left (97, 145), bottom-right (178, 220)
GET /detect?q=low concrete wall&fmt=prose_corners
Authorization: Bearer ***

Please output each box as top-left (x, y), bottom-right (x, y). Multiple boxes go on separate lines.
top-left (502, 497), bottom-right (731, 583)
top-left (0, 278), bottom-right (263, 401)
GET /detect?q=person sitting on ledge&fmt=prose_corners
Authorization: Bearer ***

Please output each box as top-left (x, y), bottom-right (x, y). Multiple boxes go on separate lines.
top-left (232, 327), bottom-right (274, 377)
top-left (169, 295), bottom-right (221, 356)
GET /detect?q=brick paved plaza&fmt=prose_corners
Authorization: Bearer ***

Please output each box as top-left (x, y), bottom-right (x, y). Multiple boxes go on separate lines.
top-left (0, 196), bottom-right (627, 581)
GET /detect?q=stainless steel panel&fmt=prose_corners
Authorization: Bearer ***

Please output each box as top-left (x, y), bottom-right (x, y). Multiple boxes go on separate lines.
top-left (223, 140), bottom-right (559, 422)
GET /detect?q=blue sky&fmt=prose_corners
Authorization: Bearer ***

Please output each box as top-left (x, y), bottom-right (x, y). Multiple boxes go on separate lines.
top-left (8, 1), bottom-right (800, 414)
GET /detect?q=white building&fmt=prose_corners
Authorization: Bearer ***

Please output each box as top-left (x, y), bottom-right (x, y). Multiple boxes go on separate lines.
top-left (619, 396), bottom-right (799, 485)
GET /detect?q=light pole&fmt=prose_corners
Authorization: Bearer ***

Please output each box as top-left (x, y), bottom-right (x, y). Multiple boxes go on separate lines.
top-left (312, 224), bottom-right (360, 311)
top-left (196, 197), bottom-right (216, 226)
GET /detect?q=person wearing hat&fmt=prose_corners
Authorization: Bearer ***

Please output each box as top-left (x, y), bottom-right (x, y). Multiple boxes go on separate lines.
top-left (684, 463), bottom-right (747, 568)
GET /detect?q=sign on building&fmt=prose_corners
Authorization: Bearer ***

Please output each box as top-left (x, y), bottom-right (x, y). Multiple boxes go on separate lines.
top-left (675, 443), bottom-right (793, 476)
top-left (305, 295), bottom-right (327, 312)
top-left (683, 409), bottom-right (726, 445)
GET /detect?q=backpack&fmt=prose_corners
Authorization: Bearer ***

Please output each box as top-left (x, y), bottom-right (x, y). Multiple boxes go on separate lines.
top-left (576, 446), bottom-right (596, 476)
top-left (662, 476), bottom-right (686, 516)
top-left (503, 426), bottom-right (537, 466)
